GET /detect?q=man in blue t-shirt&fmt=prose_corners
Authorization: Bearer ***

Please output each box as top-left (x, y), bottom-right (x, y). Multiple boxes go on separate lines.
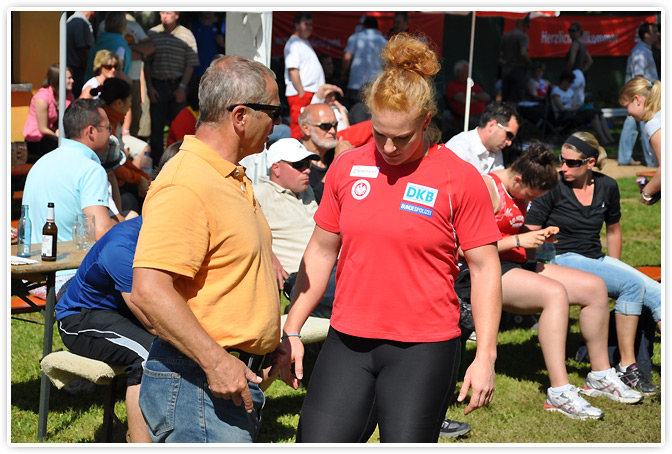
top-left (56, 215), bottom-right (155, 443)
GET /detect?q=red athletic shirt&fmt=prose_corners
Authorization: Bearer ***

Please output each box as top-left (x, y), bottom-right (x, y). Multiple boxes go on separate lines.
top-left (487, 173), bottom-right (527, 263)
top-left (315, 142), bottom-right (501, 342)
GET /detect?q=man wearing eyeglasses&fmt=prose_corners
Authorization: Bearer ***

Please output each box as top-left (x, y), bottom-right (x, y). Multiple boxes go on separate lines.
top-left (298, 103), bottom-right (353, 203)
top-left (23, 98), bottom-right (123, 243)
top-left (446, 101), bottom-right (521, 175)
top-left (131, 55), bottom-right (287, 443)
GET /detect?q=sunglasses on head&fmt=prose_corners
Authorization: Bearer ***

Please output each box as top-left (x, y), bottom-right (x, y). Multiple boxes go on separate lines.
top-left (307, 121), bottom-right (338, 131)
top-left (284, 158), bottom-right (313, 171)
top-left (227, 103), bottom-right (283, 122)
top-left (559, 155), bottom-right (590, 167)
top-left (496, 122), bottom-right (516, 141)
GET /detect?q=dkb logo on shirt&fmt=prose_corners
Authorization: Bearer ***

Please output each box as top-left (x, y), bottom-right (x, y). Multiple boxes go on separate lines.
top-left (402, 183), bottom-right (438, 208)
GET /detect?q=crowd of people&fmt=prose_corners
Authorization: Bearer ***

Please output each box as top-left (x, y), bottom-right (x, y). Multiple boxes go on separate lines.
top-left (15, 10), bottom-right (661, 444)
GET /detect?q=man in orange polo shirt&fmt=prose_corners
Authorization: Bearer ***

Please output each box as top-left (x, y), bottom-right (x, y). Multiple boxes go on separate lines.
top-left (131, 55), bottom-right (285, 443)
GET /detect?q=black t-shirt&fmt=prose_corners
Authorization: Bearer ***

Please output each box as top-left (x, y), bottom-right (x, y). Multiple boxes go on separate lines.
top-left (309, 163), bottom-right (328, 204)
top-left (525, 172), bottom-right (621, 259)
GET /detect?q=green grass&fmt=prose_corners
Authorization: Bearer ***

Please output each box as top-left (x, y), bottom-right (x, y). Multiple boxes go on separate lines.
top-left (10, 187), bottom-right (661, 444)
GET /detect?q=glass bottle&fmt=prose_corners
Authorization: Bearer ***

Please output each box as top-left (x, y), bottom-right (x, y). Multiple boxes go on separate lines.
top-left (41, 202), bottom-right (58, 261)
top-left (17, 204), bottom-right (31, 257)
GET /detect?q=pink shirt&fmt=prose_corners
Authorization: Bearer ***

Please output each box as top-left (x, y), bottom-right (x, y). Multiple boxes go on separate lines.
top-left (315, 142), bottom-right (501, 342)
top-left (23, 86), bottom-right (74, 142)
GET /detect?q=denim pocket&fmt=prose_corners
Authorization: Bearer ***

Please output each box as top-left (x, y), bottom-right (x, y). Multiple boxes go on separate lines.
top-left (139, 361), bottom-right (181, 437)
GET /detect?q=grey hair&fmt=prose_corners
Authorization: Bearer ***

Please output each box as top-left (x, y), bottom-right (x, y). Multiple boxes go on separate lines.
top-left (453, 59), bottom-right (469, 75)
top-left (196, 55), bottom-right (276, 127)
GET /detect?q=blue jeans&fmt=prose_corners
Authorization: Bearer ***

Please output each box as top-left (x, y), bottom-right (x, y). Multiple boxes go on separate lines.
top-left (139, 339), bottom-right (265, 443)
top-left (552, 252), bottom-right (661, 323)
top-left (617, 115), bottom-right (657, 167)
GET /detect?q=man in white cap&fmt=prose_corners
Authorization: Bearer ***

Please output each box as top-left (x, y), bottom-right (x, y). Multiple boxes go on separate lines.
top-left (254, 138), bottom-right (334, 318)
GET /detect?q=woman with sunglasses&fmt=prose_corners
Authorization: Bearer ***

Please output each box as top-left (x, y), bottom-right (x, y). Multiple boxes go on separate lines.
top-left (526, 132), bottom-right (661, 395)
top-left (619, 76), bottom-right (661, 205)
top-left (483, 142), bottom-right (642, 420)
top-left (280, 33), bottom-right (502, 442)
top-left (80, 50), bottom-right (131, 100)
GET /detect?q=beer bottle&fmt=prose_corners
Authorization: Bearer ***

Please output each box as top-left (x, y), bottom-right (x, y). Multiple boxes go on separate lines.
top-left (41, 202), bottom-right (58, 261)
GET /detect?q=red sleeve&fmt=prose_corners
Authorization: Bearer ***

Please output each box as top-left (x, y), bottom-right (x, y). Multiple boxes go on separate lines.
top-left (167, 108), bottom-right (197, 146)
top-left (337, 120), bottom-right (373, 147)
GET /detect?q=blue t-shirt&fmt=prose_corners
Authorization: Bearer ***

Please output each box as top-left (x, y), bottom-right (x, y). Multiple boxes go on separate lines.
top-left (191, 16), bottom-right (225, 77)
top-left (22, 139), bottom-right (109, 243)
top-left (56, 216), bottom-right (142, 320)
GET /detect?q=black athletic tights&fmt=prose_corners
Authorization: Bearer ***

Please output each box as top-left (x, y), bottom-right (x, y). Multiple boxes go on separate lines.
top-left (296, 327), bottom-right (461, 443)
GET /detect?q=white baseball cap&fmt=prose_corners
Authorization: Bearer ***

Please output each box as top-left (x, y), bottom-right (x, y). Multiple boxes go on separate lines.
top-left (266, 138), bottom-right (319, 169)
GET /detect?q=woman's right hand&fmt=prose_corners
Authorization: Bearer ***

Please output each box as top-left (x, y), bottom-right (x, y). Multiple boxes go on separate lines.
top-left (279, 335), bottom-right (305, 390)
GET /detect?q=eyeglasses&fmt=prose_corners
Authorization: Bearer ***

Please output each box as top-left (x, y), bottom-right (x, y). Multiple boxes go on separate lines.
top-left (559, 156), bottom-right (590, 168)
top-left (95, 124), bottom-right (112, 133)
top-left (227, 103), bottom-right (283, 122)
top-left (283, 158), bottom-right (313, 171)
top-left (101, 64), bottom-right (117, 71)
top-left (307, 121), bottom-right (338, 132)
top-left (497, 122), bottom-right (516, 141)
top-left (568, 28), bottom-right (577, 33)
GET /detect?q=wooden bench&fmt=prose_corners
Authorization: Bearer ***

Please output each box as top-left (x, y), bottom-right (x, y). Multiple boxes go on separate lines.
top-left (40, 351), bottom-right (125, 442)
top-left (11, 295), bottom-right (46, 314)
top-left (636, 266), bottom-right (661, 282)
top-left (36, 316), bottom-right (328, 442)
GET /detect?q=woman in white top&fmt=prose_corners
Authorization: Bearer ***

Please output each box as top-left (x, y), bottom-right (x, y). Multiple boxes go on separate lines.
top-left (619, 76), bottom-right (661, 205)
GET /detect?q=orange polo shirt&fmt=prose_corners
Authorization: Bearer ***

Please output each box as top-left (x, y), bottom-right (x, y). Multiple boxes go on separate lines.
top-left (134, 135), bottom-right (280, 354)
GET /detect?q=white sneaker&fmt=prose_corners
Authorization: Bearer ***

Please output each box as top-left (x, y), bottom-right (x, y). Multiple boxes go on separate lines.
top-left (581, 368), bottom-right (644, 404)
top-left (544, 385), bottom-right (604, 420)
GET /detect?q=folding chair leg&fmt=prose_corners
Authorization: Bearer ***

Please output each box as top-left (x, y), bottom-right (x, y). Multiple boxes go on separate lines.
top-left (101, 376), bottom-right (118, 442)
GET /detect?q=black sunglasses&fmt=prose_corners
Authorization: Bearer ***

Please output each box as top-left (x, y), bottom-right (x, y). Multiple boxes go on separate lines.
top-left (284, 158), bottom-right (313, 171)
top-left (227, 103), bottom-right (283, 122)
top-left (496, 122), bottom-right (516, 141)
top-left (559, 156), bottom-right (590, 168)
top-left (307, 121), bottom-right (338, 131)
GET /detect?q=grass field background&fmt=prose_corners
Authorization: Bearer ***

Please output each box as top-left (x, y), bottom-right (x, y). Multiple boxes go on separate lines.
top-left (9, 175), bottom-right (662, 444)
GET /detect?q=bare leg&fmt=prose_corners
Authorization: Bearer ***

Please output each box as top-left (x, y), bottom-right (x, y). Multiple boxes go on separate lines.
top-left (501, 269), bottom-right (570, 388)
top-left (536, 263), bottom-right (611, 371)
top-left (126, 384), bottom-right (152, 443)
top-left (615, 313), bottom-right (639, 367)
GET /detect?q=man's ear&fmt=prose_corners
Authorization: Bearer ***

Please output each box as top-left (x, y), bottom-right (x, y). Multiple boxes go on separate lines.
top-left (230, 106), bottom-right (247, 132)
top-left (270, 162), bottom-right (281, 178)
top-left (300, 122), bottom-right (310, 138)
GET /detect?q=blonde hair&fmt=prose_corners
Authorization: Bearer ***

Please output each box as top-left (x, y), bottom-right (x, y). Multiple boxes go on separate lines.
top-left (619, 76), bottom-right (661, 122)
top-left (564, 131), bottom-right (608, 170)
top-left (92, 49), bottom-right (121, 75)
top-left (363, 33), bottom-right (441, 142)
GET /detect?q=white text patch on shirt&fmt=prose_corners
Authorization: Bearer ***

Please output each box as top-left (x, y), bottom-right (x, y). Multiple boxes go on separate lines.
top-left (402, 182), bottom-right (439, 208)
top-left (350, 165), bottom-right (380, 178)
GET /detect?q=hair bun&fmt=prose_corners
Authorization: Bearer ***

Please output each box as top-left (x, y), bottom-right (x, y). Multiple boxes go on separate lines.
top-left (382, 33), bottom-right (440, 78)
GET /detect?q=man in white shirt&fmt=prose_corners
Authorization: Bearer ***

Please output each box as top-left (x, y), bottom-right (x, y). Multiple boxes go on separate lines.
top-left (254, 138), bottom-right (334, 318)
top-left (445, 101), bottom-right (521, 174)
top-left (284, 12), bottom-right (325, 139)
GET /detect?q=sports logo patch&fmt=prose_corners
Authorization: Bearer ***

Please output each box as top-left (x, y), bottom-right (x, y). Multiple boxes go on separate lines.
top-left (402, 182), bottom-right (438, 207)
top-left (351, 179), bottom-right (371, 200)
top-left (400, 203), bottom-right (433, 217)
top-left (350, 165), bottom-right (380, 178)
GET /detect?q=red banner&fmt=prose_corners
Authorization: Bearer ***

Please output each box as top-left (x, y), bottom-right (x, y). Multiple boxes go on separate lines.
top-left (503, 14), bottom-right (657, 58)
top-left (271, 11), bottom-right (445, 59)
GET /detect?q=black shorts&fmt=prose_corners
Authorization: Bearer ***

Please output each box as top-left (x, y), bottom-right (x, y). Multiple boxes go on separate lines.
top-left (500, 260), bottom-right (538, 276)
top-left (58, 309), bottom-right (156, 386)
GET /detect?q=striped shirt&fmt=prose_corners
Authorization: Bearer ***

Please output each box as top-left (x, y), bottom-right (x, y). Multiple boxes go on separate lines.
top-left (147, 24), bottom-right (199, 80)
